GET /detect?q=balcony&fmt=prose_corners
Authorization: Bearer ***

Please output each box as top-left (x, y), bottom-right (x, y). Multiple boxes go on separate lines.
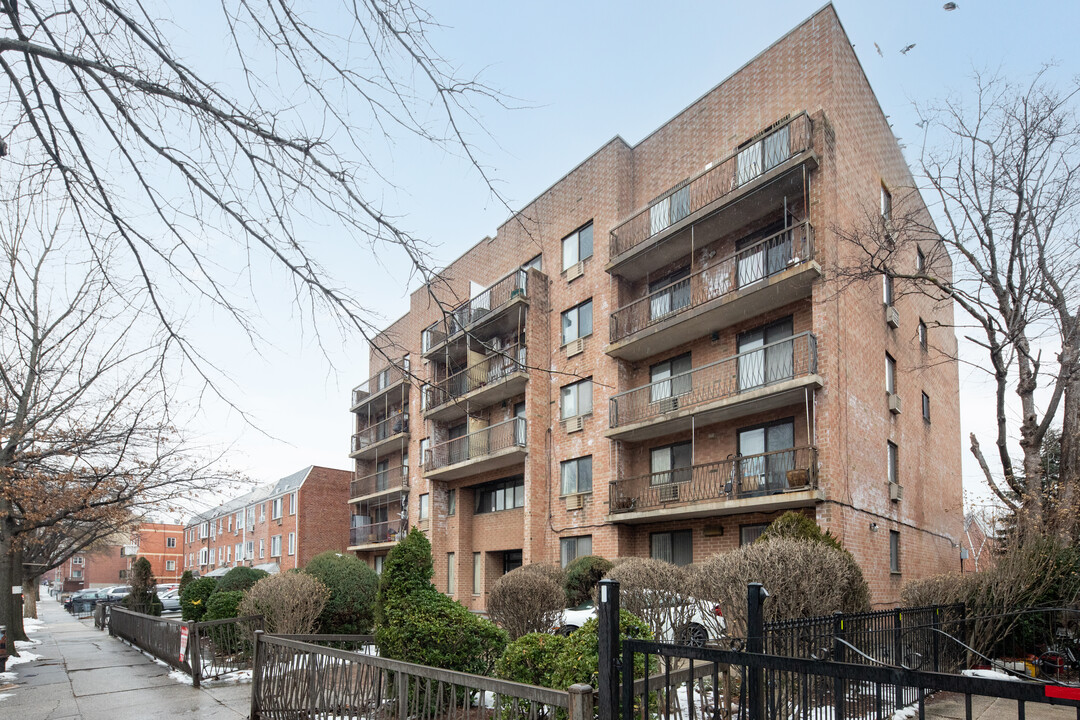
top-left (350, 411), bottom-right (409, 460)
top-left (608, 113), bottom-right (815, 280)
top-left (424, 417), bottom-right (527, 481)
top-left (424, 345), bottom-right (529, 422)
top-left (348, 518), bottom-right (405, 550)
top-left (351, 357), bottom-right (410, 412)
top-left (422, 269), bottom-right (529, 358)
top-left (350, 465), bottom-right (409, 502)
top-left (608, 333), bottom-right (820, 442)
top-left (607, 446), bottom-right (822, 523)
top-left (607, 222), bottom-right (819, 361)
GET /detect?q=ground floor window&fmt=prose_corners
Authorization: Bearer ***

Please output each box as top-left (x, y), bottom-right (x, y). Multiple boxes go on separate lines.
top-left (890, 530), bottom-right (901, 573)
top-left (447, 552), bottom-right (455, 595)
top-left (374, 555), bottom-right (385, 575)
top-left (560, 535), bottom-right (592, 567)
top-left (473, 552), bottom-right (482, 595)
top-left (650, 529), bottom-right (693, 566)
top-left (503, 550), bottom-right (523, 574)
top-left (740, 523), bottom-right (768, 546)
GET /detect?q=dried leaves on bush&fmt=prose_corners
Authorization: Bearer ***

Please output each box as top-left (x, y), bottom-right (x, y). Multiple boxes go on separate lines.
top-left (238, 572), bottom-right (330, 634)
top-left (488, 564), bottom-right (566, 639)
top-left (604, 557), bottom-right (698, 643)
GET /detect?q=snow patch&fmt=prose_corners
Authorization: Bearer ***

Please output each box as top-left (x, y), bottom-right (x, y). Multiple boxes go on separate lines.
top-left (962, 669), bottom-right (1020, 682)
top-left (6, 650), bottom-right (43, 666)
top-left (169, 669), bottom-right (194, 686)
top-left (0, 671), bottom-right (16, 682)
top-left (22, 618), bottom-right (45, 633)
top-left (0, 693), bottom-right (13, 702)
top-left (15, 639), bottom-right (40, 650)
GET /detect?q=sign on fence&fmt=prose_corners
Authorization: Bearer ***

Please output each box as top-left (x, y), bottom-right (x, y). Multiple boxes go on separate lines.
top-left (179, 625), bottom-right (189, 662)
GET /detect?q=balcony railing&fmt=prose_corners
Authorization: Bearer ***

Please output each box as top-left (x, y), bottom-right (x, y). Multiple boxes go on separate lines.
top-left (609, 446), bottom-right (818, 515)
top-left (350, 465), bottom-right (409, 499)
top-left (609, 113), bottom-right (812, 259)
top-left (425, 417), bottom-right (526, 471)
top-left (421, 269), bottom-right (528, 352)
top-left (610, 222), bottom-right (814, 343)
top-left (609, 332), bottom-right (817, 428)
top-left (349, 518), bottom-right (405, 546)
top-left (352, 357), bottom-right (410, 408)
top-left (425, 345), bottom-right (527, 410)
top-left (351, 411), bottom-right (409, 454)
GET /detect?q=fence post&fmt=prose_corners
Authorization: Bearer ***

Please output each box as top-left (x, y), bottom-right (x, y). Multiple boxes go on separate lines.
top-left (396, 669), bottom-right (408, 720)
top-left (893, 609), bottom-right (903, 708)
top-left (250, 630), bottom-right (263, 720)
top-left (189, 622), bottom-right (201, 688)
top-left (833, 611), bottom-right (846, 720)
top-left (598, 579), bottom-right (620, 720)
top-left (569, 684), bottom-right (595, 720)
top-left (746, 583), bottom-right (769, 720)
top-left (932, 607), bottom-right (941, 672)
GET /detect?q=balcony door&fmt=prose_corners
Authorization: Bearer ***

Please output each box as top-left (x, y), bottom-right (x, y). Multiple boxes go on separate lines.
top-left (737, 317), bottom-right (794, 391)
top-left (648, 266), bottom-right (691, 322)
top-left (375, 459), bottom-right (390, 492)
top-left (514, 402), bottom-right (526, 446)
top-left (650, 353), bottom-right (692, 404)
top-left (650, 441), bottom-right (693, 486)
top-left (448, 423), bottom-right (468, 464)
top-left (737, 419), bottom-right (795, 495)
top-left (735, 219), bottom-right (791, 288)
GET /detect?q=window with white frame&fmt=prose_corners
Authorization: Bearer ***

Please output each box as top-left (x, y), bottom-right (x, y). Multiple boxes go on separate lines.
top-left (199, 522), bottom-right (209, 539)
top-left (226, 545), bottom-right (232, 563)
top-left (271, 497), bottom-right (282, 520)
top-left (236, 543), bottom-right (243, 561)
top-left (259, 503), bottom-right (266, 522)
top-left (561, 222), bottom-right (594, 271)
top-left (890, 530), bottom-right (901, 573)
top-left (227, 515), bottom-right (232, 533)
top-left (289, 491), bottom-right (297, 515)
top-left (888, 441), bottom-right (899, 486)
top-left (259, 539), bottom-right (265, 558)
top-left (560, 456), bottom-right (593, 495)
top-left (420, 438), bottom-right (430, 466)
top-left (166, 560), bottom-right (176, 571)
top-left (560, 378), bottom-right (593, 420)
top-left (374, 555), bottom-right (385, 575)
top-left (883, 273), bottom-right (895, 306)
top-left (288, 532), bottom-right (296, 556)
top-left (209, 547), bottom-right (215, 564)
top-left (271, 535), bottom-right (282, 557)
top-left (236, 511), bottom-right (243, 532)
top-left (418, 494), bottom-right (430, 521)
top-left (247, 507), bottom-right (255, 528)
top-left (472, 552), bottom-right (482, 595)
top-left (561, 300), bottom-right (593, 345)
top-left (559, 536), bottom-right (592, 567)
top-left (919, 319), bottom-right (928, 350)
top-left (166, 537), bottom-right (176, 548)
top-left (916, 246), bottom-right (926, 273)
top-left (199, 548), bottom-right (208, 565)
top-left (447, 552), bottom-right (456, 595)
top-left (72, 556), bottom-right (84, 565)
top-left (886, 353), bottom-right (897, 394)
top-left (72, 569), bottom-right (82, 579)
top-left (881, 183), bottom-right (892, 220)
top-left (246, 541), bottom-right (254, 558)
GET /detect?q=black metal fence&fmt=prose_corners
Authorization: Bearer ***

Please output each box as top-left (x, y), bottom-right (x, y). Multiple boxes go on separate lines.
top-left (108, 605), bottom-right (194, 676)
top-left (192, 614), bottom-right (265, 681)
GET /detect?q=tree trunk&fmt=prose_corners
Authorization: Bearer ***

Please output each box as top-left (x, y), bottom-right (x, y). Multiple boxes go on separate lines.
top-left (0, 526), bottom-right (29, 646)
top-left (1058, 372), bottom-right (1080, 543)
top-left (23, 573), bottom-right (40, 619)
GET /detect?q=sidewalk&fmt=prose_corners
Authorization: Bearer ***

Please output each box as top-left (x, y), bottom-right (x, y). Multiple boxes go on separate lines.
top-left (0, 592), bottom-right (250, 720)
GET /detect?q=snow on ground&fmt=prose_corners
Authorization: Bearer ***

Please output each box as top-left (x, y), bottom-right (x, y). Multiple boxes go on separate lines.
top-left (0, 672), bottom-right (16, 683)
top-left (0, 692), bottom-right (14, 702)
top-left (5, 650), bottom-right (42, 667)
top-left (962, 669), bottom-right (1021, 682)
top-left (23, 618), bottom-right (45, 633)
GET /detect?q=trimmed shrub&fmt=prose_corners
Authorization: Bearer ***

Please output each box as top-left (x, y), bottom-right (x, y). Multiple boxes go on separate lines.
top-left (376, 527), bottom-right (434, 626)
top-left (238, 573), bottom-right (330, 634)
top-left (179, 570), bottom-right (194, 593)
top-left (215, 566), bottom-right (269, 594)
top-left (757, 511), bottom-right (845, 552)
top-left (180, 576), bottom-right (217, 621)
top-left (495, 633), bottom-right (569, 688)
top-left (303, 551), bottom-right (379, 634)
top-left (603, 557), bottom-right (698, 643)
top-left (564, 555), bottom-right (613, 607)
top-left (549, 611), bottom-right (653, 690)
top-left (488, 564), bottom-right (566, 639)
top-left (123, 557), bottom-right (163, 616)
top-left (204, 590), bottom-right (244, 621)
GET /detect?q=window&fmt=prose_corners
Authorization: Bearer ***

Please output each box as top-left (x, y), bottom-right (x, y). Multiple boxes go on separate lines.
top-left (271, 535), bottom-right (282, 557)
top-left (447, 489), bottom-right (456, 516)
top-left (522, 254), bottom-right (543, 273)
top-left (740, 524), bottom-right (769, 546)
top-left (888, 442), bottom-right (899, 486)
top-left (72, 556), bottom-right (84, 565)
top-left (918, 320), bottom-right (928, 350)
top-left (259, 539), bottom-right (265, 559)
top-left (737, 317), bottom-right (794, 391)
top-left (881, 183), bottom-right (892, 220)
top-left (259, 503), bottom-right (266, 522)
top-left (72, 570), bottom-right (83, 579)
top-left (418, 494), bottom-right (430, 521)
top-left (472, 552), bottom-right (482, 595)
top-left (560, 536), bottom-right (592, 567)
top-left (271, 497), bottom-right (282, 519)
top-left (475, 476), bottom-right (525, 514)
top-left (236, 511), bottom-right (243, 532)
top-left (236, 543), bottom-right (243, 561)
top-left (199, 548), bottom-right (208, 565)
top-left (922, 392), bottom-right (931, 423)
top-left (648, 267), bottom-right (691, 320)
top-left (650, 353), bottom-right (692, 402)
top-left (890, 530), bottom-right (901, 573)
top-left (209, 547), bottom-right (215, 564)
top-left (199, 522), bottom-right (209, 539)
top-left (374, 555), bottom-right (385, 575)
top-left (504, 550), bottom-right (523, 574)
top-left (227, 516), bottom-right (232, 533)
top-left (737, 419), bottom-right (796, 494)
top-left (561, 456), bottom-right (593, 495)
top-left (247, 507), bottom-right (255, 528)
top-left (886, 353), bottom-right (897, 394)
top-left (290, 491), bottom-right (297, 514)
top-left (226, 545), bottom-right (232, 563)
top-left (650, 441), bottom-right (692, 485)
top-left (916, 247), bottom-right (926, 273)
top-left (288, 532), bottom-right (296, 556)
top-left (163, 537), bottom-right (175, 549)
top-left (651, 530), bottom-right (693, 566)
top-left (561, 299), bottom-right (593, 345)
top-left (883, 272), bottom-right (895, 306)
top-left (560, 378), bottom-right (593, 420)
top-left (420, 438), bottom-right (430, 466)
top-left (246, 541), bottom-right (254, 559)
top-left (561, 222), bottom-right (594, 271)
top-left (447, 552), bottom-right (456, 594)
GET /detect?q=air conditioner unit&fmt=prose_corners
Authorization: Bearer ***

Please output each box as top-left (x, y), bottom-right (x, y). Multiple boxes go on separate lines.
top-left (887, 392), bottom-right (902, 415)
top-left (566, 493), bottom-right (585, 511)
top-left (563, 415), bottom-right (585, 433)
top-left (889, 483), bottom-right (904, 502)
top-left (566, 261), bottom-right (585, 282)
top-left (566, 337), bottom-right (585, 358)
top-left (653, 397), bottom-right (679, 413)
top-left (658, 484), bottom-right (680, 503)
top-left (885, 305), bottom-right (900, 329)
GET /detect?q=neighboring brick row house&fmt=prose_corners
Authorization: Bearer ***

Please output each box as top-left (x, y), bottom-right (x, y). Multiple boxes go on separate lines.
top-left (347, 5), bottom-right (964, 608)
top-left (182, 466), bottom-right (351, 577)
top-left (47, 521), bottom-right (184, 589)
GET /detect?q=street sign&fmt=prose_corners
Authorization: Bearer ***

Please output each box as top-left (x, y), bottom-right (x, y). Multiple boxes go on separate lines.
top-left (12, 586), bottom-right (21, 594)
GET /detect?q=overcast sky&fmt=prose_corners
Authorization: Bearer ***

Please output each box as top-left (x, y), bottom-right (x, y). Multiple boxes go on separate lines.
top-left (171, 0), bottom-right (1080, 516)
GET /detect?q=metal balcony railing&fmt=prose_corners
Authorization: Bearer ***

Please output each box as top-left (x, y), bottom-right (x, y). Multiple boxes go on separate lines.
top-left (351, 411), bottom-right (409, 454)
top-left (421, 269), bottom-right (528, 352)
top-left (609, 222), bottom-right (814, 343)
top-left (609, 446), bottom-right (818, 514)
top-left (424, 417), bottom-right (526, 471)
top-left (425, 345), bottom-right (527, 410)
top-left (352, 357), bottom-right (410, 407)
top-left (609, 332), bottom-right (817, 428)
top-left (349, 518), bottom-right (405, 546)
top-left (609, 113), bottom-right (812, 259)
top-left (350, 465), bottom-right (409, 499)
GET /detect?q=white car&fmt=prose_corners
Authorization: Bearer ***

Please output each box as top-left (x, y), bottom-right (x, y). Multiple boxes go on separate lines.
top-left (558, 595), bottom-right (726, 647)
top-left (159, 589), bottom-right (182, 613)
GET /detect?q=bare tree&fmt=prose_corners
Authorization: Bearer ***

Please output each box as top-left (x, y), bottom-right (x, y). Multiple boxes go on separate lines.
top-left (834, 71), bottom-right (1080, 541)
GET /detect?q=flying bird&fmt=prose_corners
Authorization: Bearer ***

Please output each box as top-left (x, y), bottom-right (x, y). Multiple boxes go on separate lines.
top-left (943, 2), bottom-right (958, 10)
top-left (874, 42), bottom-right (883, 57)
top-left (900, 44), bottom-right (916, 55)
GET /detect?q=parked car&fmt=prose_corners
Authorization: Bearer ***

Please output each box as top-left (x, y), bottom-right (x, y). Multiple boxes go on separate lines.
top-left (159, 589), bottom-right (181, 613)
top-left (558, 595), bottom-right (726, 647)
top-left (156, 583), bottom-right (179, 595)
top-left (104, 586), bottom-right (132, 602)
top-left (64, 589), bottom-right (96, 611)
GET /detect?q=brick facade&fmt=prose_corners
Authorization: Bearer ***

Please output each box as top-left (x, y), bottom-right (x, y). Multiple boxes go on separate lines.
top-left (348, 5), bottom-right (964, 609)
top-left (130, 522), bottom-right (184, 582)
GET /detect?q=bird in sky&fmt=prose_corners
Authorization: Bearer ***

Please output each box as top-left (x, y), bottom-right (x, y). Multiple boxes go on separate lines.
top-left (900, 43), bottom-right (916, 55)
top-left (874, 42), bottom-right (883, 57)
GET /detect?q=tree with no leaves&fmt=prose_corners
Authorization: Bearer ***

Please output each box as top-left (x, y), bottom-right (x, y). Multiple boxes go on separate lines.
top-left (834, 70), bottom-right (1080, 542)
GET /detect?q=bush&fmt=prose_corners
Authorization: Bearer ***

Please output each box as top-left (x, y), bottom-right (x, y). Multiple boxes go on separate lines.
top-left (215, 566), bottom-right (269, 594)
top-left (604, 557), bottom-right (699, 643)
top-left (564, 555), bottom-right (613, 607)
top-left (303, 551), bottom-right (379, 634)
top-left (757, 511), bottom-right (845, 552)
top-left (495, 633), bottom-right (569, 688)
top-left (179, 570), bottom-right (194, 593)
top-left (123, 557), bottom-right (163, 616)
top-left (238, 573), bottom-right (330, 634)
top-left (488, 564), bottom-right (566, 639)
top-left (376, 528), bottom-right (508, 675)
top-left (204, 590), bottom-right (245, 621)
top-left (550, 611), bottom-right (654, 691)
top-left (693, 537), bottom-right (871, 638)
top-left (181, 576), bottom-right (218, 621)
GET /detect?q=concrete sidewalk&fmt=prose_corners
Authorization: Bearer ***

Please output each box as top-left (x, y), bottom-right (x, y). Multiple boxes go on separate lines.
top-left (0, 592), bottom-right (250, 720)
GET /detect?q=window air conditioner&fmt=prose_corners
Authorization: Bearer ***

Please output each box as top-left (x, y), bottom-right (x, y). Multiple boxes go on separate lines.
top-left (887, 393), bottom-right (902, 415)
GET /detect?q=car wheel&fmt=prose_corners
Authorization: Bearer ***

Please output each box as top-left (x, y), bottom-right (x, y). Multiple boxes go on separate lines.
top-left (559, 625), bottom-right (580, 637)
top-left (677, 623), bottom-right (708, 648)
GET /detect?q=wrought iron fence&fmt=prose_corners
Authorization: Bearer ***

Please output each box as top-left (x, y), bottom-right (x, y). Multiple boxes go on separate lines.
top-left (425, 417), bottom-right (527, 471)
top-left (610, 222), bottom-right (814, 343)
top-left (194, 614), bottom-right (265, 681)
top-left (422, 269), bottom-right (529, 352)
top-left (426, 344), bottom-right (527, 410)
top-left (350, 517), bottom-right (406, 546)
top-left (352, 356), bottom-right (410, 407)
top-left (351, 465), bottom-right (409, 499)
top-left (108, 606), bottom-right (193, 675)
top-left (351, 411), bottom-right (409, 453)
top-left (609, 446), bottom-right (818, 515)
top-left (609, 332), bottom-right (817, 428)
top-left (271, 633), bottom-right (377, 654)
top-left (610, 113), bottom-right (813, 259)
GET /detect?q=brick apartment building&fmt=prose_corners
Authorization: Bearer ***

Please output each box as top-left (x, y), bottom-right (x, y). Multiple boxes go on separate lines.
top-left (48, 521), bottom-right (183, 589)
top-left (183, 466), bottom-right (352, 577)
top-left (129, 521), bottom-right (185, 583)
top-left (347, 5), bottom-right (963, 607)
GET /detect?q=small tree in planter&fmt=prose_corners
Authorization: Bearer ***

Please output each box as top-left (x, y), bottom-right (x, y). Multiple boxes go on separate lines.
top-left (123, 557), bottom-right (162, 616)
